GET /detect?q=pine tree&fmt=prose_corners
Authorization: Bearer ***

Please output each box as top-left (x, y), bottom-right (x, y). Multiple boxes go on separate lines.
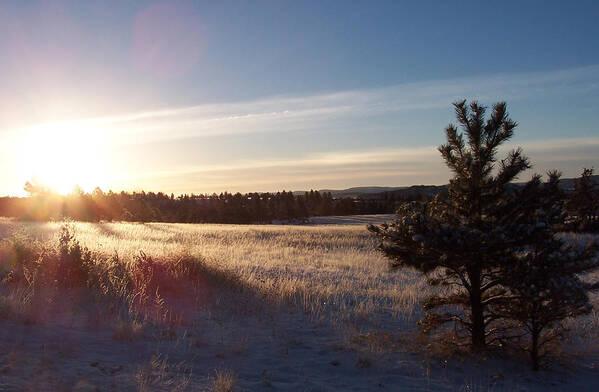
top-left (567, 168), bottom-right (598, 232)
top-left (493, 173), bottom-right (599, 370)
top-left (369, 100), bottom-right (530, 350)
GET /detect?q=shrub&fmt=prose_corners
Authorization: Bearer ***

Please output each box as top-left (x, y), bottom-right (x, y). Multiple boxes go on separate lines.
top-left (0, 231), bottom-right (42, 284)
top-left (54, 222), bottom-right (93, 287)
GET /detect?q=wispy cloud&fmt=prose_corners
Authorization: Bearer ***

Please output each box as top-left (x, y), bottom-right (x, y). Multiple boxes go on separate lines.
top-left (111, 137), bottom-right (599, 193)
top-left (4, 65), bottom-right (598, 195)
top-left (8, 64), bottom-right (599, 145)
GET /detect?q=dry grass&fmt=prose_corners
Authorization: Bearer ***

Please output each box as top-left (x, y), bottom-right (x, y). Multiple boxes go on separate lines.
top-left (208, 369), bottom-right (237, 392)
top-left (136, 354), bottom-right (191, 392)
top-left (0, 218), bottom-right (427, 331)
top-left (0, 217), bottom-right (597, 366)
top-left (112, 319), bottom-right (146, 341)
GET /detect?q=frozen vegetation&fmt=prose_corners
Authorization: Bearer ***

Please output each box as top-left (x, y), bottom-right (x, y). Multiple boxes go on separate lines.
top-left (0, 216), bottom-right (597, 391)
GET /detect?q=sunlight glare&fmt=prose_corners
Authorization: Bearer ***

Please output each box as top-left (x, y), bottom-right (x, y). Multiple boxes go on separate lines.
top-left (19, 121), bottom-right (112, 195)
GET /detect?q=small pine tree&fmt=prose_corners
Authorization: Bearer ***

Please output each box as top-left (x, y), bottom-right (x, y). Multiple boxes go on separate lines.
top-left (493, 173), bottom-right (599, 370)
top-left (567, 168), bottom-right (598, 232)
top-left (369, 100), bottom-right (531, 350)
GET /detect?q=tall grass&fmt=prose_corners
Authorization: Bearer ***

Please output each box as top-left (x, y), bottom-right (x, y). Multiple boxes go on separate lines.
top-left (0, 219), bottom-right (426, 329)
top-left (0, 217), bottom-right (596, 355)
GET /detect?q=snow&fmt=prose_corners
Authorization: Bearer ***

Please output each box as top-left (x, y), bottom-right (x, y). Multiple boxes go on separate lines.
top-left (305, 214), bottom-right (396, 226)
top-left (3, 292), bottom-right (599, 391)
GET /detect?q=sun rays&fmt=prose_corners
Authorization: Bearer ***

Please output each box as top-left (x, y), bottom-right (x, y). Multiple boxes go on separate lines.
top-left (18, 121), bottom-right (112, 194)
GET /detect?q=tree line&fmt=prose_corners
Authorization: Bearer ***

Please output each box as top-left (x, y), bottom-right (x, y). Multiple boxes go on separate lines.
top-left (0, 187), bottom-right (402, 223)
top-left (0, 169), bottom-right (595, 229)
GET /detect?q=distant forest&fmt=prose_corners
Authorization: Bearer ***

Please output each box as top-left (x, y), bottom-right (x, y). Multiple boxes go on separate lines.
top-left (0, 171), bottom-right (596, 228)
top-left (0, 187), bottom-right (415, 223)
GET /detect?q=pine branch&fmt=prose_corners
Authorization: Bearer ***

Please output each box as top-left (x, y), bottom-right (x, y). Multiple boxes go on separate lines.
top-left (481, 293), bottom-right (513, 306)
top-left (480, 279), bottom-right (502, 293)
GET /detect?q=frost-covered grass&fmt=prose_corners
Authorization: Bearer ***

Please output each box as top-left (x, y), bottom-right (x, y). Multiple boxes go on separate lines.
top-left (0, 217), bottom-right (425, 328)
top-left (0, 217), bottom-right (598, 390)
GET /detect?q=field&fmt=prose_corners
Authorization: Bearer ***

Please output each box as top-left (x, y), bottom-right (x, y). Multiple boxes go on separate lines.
top-left (0, 217), bottom-right (598, 391)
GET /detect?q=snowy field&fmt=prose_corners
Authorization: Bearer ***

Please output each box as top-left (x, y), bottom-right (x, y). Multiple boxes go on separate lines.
top-left (269, 214), bottom-right (395, 226)
top-left (0, 217), bottom-right (597, 391)
top-left (306, 214), bottom-right (396, 226)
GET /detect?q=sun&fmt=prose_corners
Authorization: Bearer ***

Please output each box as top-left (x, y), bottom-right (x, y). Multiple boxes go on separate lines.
top-left (19, 121), bottom-right (111, 195)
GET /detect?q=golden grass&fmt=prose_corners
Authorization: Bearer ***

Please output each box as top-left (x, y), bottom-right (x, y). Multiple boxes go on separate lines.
top-left (0, 218), bottom-right (427, 328)
top-left (209, 369), bottom-right (237, 392)
top-left (0, 217), bottom-right (596, 359)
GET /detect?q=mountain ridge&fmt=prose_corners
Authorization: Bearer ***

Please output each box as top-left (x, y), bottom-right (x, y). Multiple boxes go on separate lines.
top-left (293, 175), bottom-right (599, 198)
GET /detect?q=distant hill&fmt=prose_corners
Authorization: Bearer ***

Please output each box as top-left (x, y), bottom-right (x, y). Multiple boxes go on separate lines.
top-left (318, 186), bottom-right (408, 197)
top-left (551, 174), bottom-right (599, 192)
top-left (293, 185), bottom-right (445, 199)
top-left (294, 175), bottom-right (599, 199)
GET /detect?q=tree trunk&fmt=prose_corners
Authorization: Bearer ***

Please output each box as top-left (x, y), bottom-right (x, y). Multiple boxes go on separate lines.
top-left (531, 328), bottom-right (540, 371)
top-left (468, 267), bottom-right (486, 350)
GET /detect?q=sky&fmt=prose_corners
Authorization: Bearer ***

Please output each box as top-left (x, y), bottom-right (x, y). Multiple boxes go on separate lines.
top-left (1, 0), bottom-right (598, 195)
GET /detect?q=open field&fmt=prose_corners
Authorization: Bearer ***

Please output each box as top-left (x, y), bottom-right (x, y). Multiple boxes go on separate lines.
top-left (306, 214), bottom-right (397, 226)
top-left (0, 216), bottom-right (598, 391)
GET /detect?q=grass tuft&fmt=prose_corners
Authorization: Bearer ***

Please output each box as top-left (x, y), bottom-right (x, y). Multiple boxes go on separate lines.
top-left (209, 369), bottom-right (237, 392)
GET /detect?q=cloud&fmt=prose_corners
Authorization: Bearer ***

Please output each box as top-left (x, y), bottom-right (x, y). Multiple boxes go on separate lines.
top-left (111, 137), bottom-right (599, 194)
top-left (3, 65), bottom-right (598, 195)
top-left (7, 64), bottom-right (599, 145)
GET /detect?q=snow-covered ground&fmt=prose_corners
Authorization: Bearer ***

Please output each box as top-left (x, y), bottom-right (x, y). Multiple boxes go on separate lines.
top-left (306, 214), bottom-right (396, 226)
top-left (3, 291), bottom-right (598, 391)
top-left (270, 214), bottom-right (396, 226)
top-left (2, 289), bottom-right (597, 391)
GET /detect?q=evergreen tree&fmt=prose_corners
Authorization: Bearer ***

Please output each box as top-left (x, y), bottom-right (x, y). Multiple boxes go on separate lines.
top-left (567, 168), bottom-right (598, 232)
top-left (369, 100), bottom-right (530, 350)
top-left (492, 173), bottom-right (599, 370)
top-left (296, 195), bottom-right (309, 219)
top-left (319, 192), bottom-right (333, 216)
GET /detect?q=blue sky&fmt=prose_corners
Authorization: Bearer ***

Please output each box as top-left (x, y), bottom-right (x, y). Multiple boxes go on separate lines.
top-left (1, 0), bottom-right (598, 194)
